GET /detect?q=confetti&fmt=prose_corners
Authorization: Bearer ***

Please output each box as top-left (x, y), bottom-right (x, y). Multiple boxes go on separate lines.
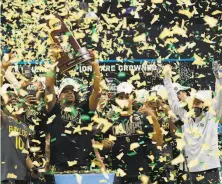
top-left (140, 175), bottom-right (150, 184)
top-left (46, 94), bottom-right (54, 102)
top-left (203, 15), bottom-right (218, 28)
top-left (133, 33), bottom-right (146, 42)
top-left (9, 131), bottom-right (20, 137)
top-left (7, 173), bottom-right (17, 179)
top-left (30, 147), bottom-right (41, 153)
top-left (47, 114), bottom-right (56, 124)
top-left (116, 168), bottom-right (126, 177)
top-left (92, 142), bottom-right (104, 151)
top-left (31, 139), bottom-right (41, 144)
top-left (116, 152), bottom-right (124, 160)
top-left (171, 154), bottom-right (185, 165)
top-left (151, 0), bottom-right (163, 4)
top-left (188, 159), bottom-right (199, 168)
top-left (196, 175), bottom-right (204, 181)
top-left (68, 160), bottom-right (77, 167)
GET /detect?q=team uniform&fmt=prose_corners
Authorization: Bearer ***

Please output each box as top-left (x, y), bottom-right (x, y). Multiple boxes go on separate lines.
top-left (1, 116), bottom-right (29, 184)
top-left (45, 100), bottom-right (95, 171)
top-left (105, 110), bottom-right (154, 184)
top-left (24, 100), bottom-right (47, 165)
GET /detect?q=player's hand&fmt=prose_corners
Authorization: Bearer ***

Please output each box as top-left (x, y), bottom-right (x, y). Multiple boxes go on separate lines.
top-left (30, 167), bottom-right (40, 179)
top-left (162, 64), bottom-right (172, 78)
top-left (102, 139), bottom-right (114, 149)
top-left (89, 50), bottom-right (99, 66)
top-left (44, 161), bottom-right (51, 172)
top-left (49, 44), bottom-right (62, 62)
top-left (1, 53), bottom-right (16, 71)
top-left (139, 105), bottom-right (155, 117)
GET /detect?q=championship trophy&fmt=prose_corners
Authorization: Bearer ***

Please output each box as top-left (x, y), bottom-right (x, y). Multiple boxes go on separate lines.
top-left (47, 14), bottom-right (92, 74)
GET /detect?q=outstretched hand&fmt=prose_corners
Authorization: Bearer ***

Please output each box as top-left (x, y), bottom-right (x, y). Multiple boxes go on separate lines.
top-left (162, 64), bottom-right (172, 78)
top-left (1, 53), bottom-right (16, 71)
top-left (49, 44), bottom-right (62, 62)
top-left (139, 104), bottom-right (156, 118)
top-left (89, 50), bottom-right (99, 66)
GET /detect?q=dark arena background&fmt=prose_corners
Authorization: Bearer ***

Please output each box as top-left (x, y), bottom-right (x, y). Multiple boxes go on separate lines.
top-left (1, 0), bottom-right (222, 183)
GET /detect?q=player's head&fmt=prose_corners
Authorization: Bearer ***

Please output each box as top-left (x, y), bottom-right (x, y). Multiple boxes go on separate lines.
top-left (58, 78), bottom-right (80, 106)
top-left (115, 82), bottom-right (134, 110)
top-left (173, 83), bottom-right (190, 102)
top-left (192, 93), bottom-right (205, 117)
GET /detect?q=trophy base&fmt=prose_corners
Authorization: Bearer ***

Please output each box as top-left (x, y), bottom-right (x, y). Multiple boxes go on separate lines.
top-left (58, 47), bottom-right (92, 74)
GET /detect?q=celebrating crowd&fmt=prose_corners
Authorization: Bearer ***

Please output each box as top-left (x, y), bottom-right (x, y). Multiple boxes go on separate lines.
top-left (0, 48), bottom-right (222, 184)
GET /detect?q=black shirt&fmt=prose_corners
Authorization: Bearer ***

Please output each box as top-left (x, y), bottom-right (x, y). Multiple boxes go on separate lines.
top-left (23, 100), bottom-right (48, 163)
top-left (1, 116), bottom-right (29, 181)
top-left (106, 112), bottom-right (153, 177)
top-left (45, 101), bottom-right (95, 166)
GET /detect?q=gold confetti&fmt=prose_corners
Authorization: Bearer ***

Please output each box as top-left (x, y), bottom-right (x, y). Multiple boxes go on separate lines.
top-left (130, 142), bottom-right (140, 151)
top-left (30, 147), bottom-right (41, 153)
top-left (9, 131), bottom-right (20, 137)
top-left (178, 9), bottom-right (194, 18)
top-left (67, 160), bottom-right (77, 167)
top-left (133, 33), bottom-right (146, 42)
top-left (196, 175), bottom-right (204, 181)
top-left (146, 116), bottom-right (153, 124)
top-left (99, 179), bottom-right (107, 183)
top-left (92, 142), bottom-right (104, 151)
top-left (182, 174), bottom-right (187, 181)
top-left (46, 94), bottom-right (54, 102)
top-left (31, 139), bottom-right (41, 144)
top-left (151, 0), bottom-right (163, 4)
top-left (176, 138), bottom-right (186, 151)
top-left (47, 114), bottom-right (56, 124)
top-left (212, 10), bottom-right (222, 15)
top-left (116, 152), bottom-right (124, 160)
top-left (192, 54), bottom-right (206, 66)
top-left (32, 161), bottom-right (40, 167)
top-left (116, 168), bottom-right (126, 177)
top-left (171, 154), bottom-right (185, 165)
top-left (64, 130), bottom-right (72, 134)
top-left (108, 135), bottom-right (117, 141)
top-left (7, 173), bottom-right (17, 179)
top-left (203, 15), bottom-right (218, 28)
top-left (151, 14), bottom-right (159, 24)
top-left (188, 159), bottom-right (199, 168)
top-left (140, 175), bottom-right (150, 184)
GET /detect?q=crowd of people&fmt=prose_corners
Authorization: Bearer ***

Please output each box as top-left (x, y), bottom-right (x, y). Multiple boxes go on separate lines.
top-left (0, 48), bottom-right (222, 184)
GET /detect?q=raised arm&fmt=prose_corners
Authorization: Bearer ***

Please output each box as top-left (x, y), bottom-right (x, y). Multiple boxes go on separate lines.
top-left (45, 45), bottom-right (59, 113)
top-left (212, 63), bottom-right (222, 117)
top-left (5, 66), bottom-right (21, 89)
top-left (89, 52), bottom-right (101, 111)
top-left (0, 53), bottom-right (15, 87)
top-left (163, 65), bottom-right (187, 120)
top-left (139, 105), bottom-right (163, 146)
top-left (1, 54), bottom-right (13, 128)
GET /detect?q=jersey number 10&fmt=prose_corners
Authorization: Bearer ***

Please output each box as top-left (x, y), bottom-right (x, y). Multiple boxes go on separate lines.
top-left (15, 137), bottom-right (25, 150)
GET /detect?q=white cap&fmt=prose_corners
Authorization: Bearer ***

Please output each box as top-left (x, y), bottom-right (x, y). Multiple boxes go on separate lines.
top-left (135, 89), bottom-right (149, 103)
top-left (173, 83), bottom-right (190, 93)
top-left (194, 92), bottom-right (205, 102)
top-left (151, 85), bottom-right (168, 100)
top-left (85, 12), bottom-right (98, 20)
top-left (57, 78), bottom-right (81, 97)
top-left (116, 82), bottom-right (134, 94)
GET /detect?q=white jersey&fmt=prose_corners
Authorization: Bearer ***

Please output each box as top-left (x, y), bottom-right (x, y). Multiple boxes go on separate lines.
top-left (164, 78), bottom-right (222, 172)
